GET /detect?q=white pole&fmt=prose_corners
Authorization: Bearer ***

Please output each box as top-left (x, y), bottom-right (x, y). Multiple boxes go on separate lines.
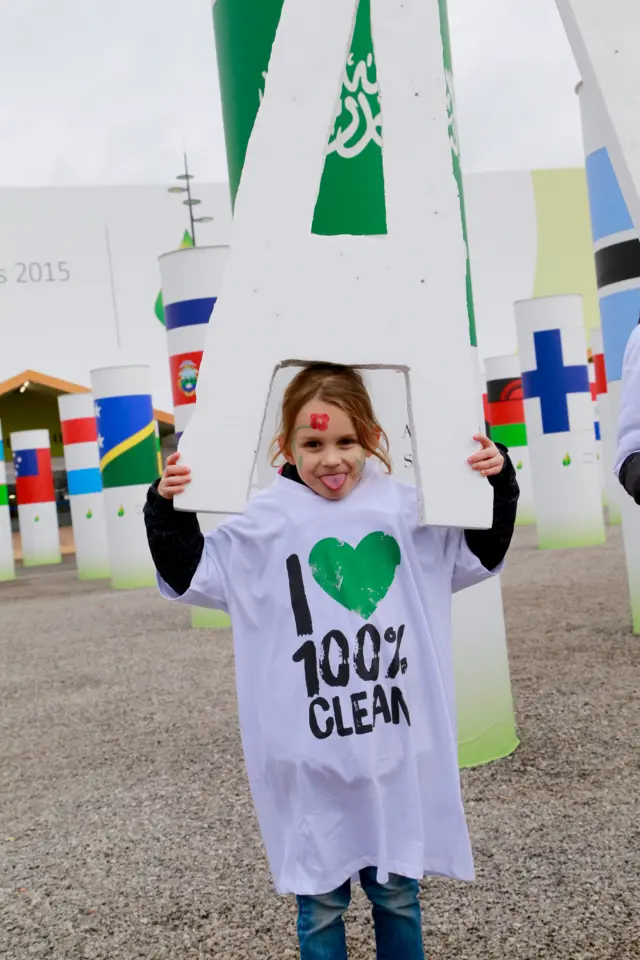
top-left (588, 354), bottom-right (606, 500)
top-left (158, 245), bottom-right (231, 628)
top-left (367, 364), bottom-right (518, 768)
top-left (58, 393), bottom-right (110, 581)
top-left (515, 295), bottom-right (605, 550)
top-left (590, 328), bottom-right (621, 523)
top-left (10, 429), bottom-right (61, 567)
top-left (90, 366), bottom-right (159, 590)
top-left (0, 419), bottom-right (16, 581)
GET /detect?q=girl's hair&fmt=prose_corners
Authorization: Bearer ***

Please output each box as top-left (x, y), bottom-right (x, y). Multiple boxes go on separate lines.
top-left (271, 363), bottom-right (392, 473)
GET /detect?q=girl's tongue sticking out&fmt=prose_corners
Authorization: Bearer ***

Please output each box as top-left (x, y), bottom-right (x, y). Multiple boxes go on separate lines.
top-left (320, 473), bottom-right (347, 492)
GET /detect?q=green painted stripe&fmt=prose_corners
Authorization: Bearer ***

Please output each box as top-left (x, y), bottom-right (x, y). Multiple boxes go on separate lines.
top-left (491, 423), bottom-right (528, 448)
top-left (101, 432), bottom-right (159, 489)
top-left (0, 484), bottom-right (8, 507)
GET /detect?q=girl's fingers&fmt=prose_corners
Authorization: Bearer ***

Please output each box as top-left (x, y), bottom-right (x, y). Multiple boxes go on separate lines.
top-left (468, 448), bottom-right (494, 464)
top-left (471, 455), bottom-right (503, 474)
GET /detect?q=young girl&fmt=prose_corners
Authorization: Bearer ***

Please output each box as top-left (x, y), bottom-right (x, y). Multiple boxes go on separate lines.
top-left (144, 363), bottom-right (519, 960)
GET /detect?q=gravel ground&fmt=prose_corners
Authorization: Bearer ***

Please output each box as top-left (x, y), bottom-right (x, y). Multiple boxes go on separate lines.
top-left (1, 528), bottom-right (639, 959)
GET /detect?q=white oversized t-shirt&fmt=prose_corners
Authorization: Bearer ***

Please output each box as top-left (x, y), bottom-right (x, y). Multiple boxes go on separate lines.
top-left (158, 465), bottom-right (499, 896)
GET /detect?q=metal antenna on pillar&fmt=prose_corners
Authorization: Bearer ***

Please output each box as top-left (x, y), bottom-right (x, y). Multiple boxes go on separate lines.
top-left (167, 153), bottom-right (214, 247)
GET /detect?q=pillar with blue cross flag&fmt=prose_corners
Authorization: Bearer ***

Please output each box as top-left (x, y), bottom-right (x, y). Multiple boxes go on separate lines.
top-left (515, 295), bottom-right (605, 551)
top-left (578, 77), bottom-right (640, 633)
top-left (58, 393), bottom-right (110, 582)
top-left (90, 365), bottom-right (159, 590)
top-left (0, 418), bottom-right (16, 581)
top-left (157, 244), bottom-right (232, 630)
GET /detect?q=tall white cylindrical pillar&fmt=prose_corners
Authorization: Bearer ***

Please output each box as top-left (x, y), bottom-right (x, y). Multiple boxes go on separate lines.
top-left (0, 419), bottom-right (16, 581)
top-left (368, 365), bottom-right (518, 768)
top-left (58, 393), bottom-right (110, 581)
top-left (588, 355), bottom-right (606, 499)
top-left (485, 355), bottom-right (535, 526)
top-left (578, 79), bottom-right (640, 629)
top-left (590, 328), bottom-right (622, 524)
top-left (11, 430), bottom-right (61, 567)
top-left (158, 245), bottom-right (231, 629)
top-left (90, 366), bottom-right (159, 590)
top-left (515, 295), bottom-right (605, 550)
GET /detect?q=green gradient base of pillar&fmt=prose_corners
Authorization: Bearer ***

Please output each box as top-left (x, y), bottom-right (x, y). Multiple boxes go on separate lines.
top-left (537, 524), bottom-right (606, 551)
top-left (77, 565), bottom-right (111, 582)
top-left (516, 508), bottom-right (536, 527)
top-left (110, 571), bottom-right (157, 590)
top-left (458, 717), bottom-right (520, 770)
top-left (0, 564), bottom-right (15, 582)
top-left (22, 553), bottom-right (62, 568)
top-left (191, 607), bottom-right (232, 629)
top-left (211, 0), bottom-right (476, 344)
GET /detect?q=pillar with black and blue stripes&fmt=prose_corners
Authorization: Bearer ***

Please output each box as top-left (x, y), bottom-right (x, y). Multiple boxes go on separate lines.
top-left (578, 78), bottom-right (640, 630)
top-left (58, 393), bottom-right (110, 581)
top-left (515, 295), bottom-right (605, 550)
top-left (158, 244), bottom-right (231, 629)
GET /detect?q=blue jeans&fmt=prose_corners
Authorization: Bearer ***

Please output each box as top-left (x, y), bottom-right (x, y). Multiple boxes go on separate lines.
top-left (296, 868), bottom-right (425, 960)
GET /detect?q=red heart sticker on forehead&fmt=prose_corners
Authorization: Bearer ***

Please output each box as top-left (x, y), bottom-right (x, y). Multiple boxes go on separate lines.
top-left (310, 413), bottom-right (330, 431)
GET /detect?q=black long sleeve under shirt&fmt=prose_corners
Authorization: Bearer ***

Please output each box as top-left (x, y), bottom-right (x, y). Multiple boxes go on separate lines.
top-left (144, 446), bottom-right (520, 598)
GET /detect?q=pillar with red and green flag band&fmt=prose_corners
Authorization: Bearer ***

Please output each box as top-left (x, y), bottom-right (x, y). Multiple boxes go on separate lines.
top-left (485, 354), bottom-right (535, 526)
top-left (91, 365), bottom-right (160, 590)
top-left (0, 418), bottom-right (16, 581)
top-left (210, 0), bottom-right (516, 766)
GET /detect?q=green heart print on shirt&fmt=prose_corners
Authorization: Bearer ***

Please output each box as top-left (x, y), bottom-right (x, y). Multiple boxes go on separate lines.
top-left (309, 532), bottom-right (401, 619)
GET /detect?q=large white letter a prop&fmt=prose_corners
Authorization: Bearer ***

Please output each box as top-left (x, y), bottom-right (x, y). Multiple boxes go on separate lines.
top-left (179, 0), bottom-right (492, 528)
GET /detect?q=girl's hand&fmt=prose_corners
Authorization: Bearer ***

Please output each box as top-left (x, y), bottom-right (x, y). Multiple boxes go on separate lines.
top-left (467, 434), bottom-right (504, 477)
top-left (158, 452), bottom-right (192, 499)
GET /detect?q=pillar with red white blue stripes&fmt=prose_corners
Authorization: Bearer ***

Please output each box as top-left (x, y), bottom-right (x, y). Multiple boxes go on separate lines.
top-left (515, 295), bottom-right (605, 550)
top-left (158, 244), bottom-right (231, 629)
top-left (58, 393), bottom-right (110, 581)
top-left (10, 429), bottom-right (61, 567)
top-left (0, 419), bottom-right (16, 581)
top-left (590, 328), bottom-right (622, 524)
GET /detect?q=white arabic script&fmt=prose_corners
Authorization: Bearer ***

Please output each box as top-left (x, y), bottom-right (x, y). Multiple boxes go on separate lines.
top-left (445, 67), bottom-right (459, 158)
top-left (258, 52), bottom-right (381, 161)
top-left (327, 52), bottom-right (381, 159)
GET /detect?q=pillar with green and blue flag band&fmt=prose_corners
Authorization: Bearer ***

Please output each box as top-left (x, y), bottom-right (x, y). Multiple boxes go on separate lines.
top-left (90, 366), bottom-right (159, 590)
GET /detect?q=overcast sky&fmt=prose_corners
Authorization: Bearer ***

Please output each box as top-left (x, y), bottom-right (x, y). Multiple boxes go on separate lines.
top-left (0, 0), bottom-right (582, 188)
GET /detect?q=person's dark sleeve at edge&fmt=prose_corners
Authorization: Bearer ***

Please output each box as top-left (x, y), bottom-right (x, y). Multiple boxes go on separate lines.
top-left (618, 453), bottom-right (640, 504)
top-left (143, 479), bottom-right (203, 596)
top-left (464, 443), bottom-right (519, 572)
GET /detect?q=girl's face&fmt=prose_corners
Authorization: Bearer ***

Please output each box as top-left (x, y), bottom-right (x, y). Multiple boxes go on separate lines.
top-left (284, 399), bottom-right (371, 501)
